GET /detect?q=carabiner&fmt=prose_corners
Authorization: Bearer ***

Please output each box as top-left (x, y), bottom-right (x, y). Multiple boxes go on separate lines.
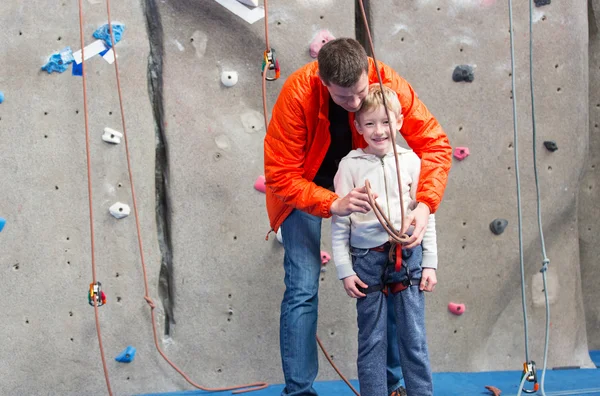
top-left (261, 48), bottom-right (280, 81)
top-left (88, 282), bottom-right (107, 307)
top-left (521, 361), bottom-right (540, 393)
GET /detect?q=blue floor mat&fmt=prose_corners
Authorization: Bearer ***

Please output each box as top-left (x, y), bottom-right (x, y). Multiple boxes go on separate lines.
top-left (138, 367), bottom-right (600, 396)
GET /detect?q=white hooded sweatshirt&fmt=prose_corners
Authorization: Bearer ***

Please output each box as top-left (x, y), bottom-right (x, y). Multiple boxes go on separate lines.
top-left (331, 145), bottom-right (438, 280)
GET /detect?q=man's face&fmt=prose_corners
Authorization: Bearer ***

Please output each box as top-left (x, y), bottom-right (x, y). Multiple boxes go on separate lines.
top-left (323, 72), bottom-right (369, 112)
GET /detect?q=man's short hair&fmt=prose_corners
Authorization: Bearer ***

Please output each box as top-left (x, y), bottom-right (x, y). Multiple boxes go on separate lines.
top-left (317, 38), bottom-right (369, 87)
top-left (357, 83), bottom-right (402, 118)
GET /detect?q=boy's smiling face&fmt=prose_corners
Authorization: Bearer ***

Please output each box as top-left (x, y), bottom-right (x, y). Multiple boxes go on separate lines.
top-left (354, 105), bottom-right (403, 157)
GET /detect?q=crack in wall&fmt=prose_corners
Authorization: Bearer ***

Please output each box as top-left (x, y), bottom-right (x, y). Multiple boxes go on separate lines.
top-left (355, 0), bottom-right (373, 57)
top-left (143, 0), bottom-right (175, 337)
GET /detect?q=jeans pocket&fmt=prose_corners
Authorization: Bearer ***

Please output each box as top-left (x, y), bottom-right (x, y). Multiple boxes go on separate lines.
top-left (350, 247), bottom-right (369, 266)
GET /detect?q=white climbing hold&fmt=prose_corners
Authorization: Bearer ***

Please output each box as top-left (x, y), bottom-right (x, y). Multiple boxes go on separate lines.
top-left (102, 127), bottom-right (123, 144)
top-left (109, 202), bottom-right (130, 219)
top-left (276, 228), bottom-right (283, 244)
top-left (237, 0), bottom-right (258, 6)
top-left (221, 71), bottom-right (238, 87)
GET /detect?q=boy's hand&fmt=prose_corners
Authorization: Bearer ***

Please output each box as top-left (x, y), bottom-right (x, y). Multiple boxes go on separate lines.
top-left (402, 202), bottom-right (430, 248)
top-left (331, 187), bottom-right (378, 217)
top-left (420, 268), bottom-right (437, 292)
top-left (342, 275), bottom-right (368, 298)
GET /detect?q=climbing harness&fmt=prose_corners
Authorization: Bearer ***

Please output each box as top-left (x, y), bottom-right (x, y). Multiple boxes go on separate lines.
top-left (88, 282), bottom-right (107, 307)
top-left (76, 0), bottom-right (267, 394)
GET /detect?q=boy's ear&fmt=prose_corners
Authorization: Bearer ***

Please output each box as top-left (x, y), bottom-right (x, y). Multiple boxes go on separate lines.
top-left (353, 119), bottom-right (363, 134)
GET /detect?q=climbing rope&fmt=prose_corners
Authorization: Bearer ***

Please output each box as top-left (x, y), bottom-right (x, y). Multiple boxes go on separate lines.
top-left (76, 0), bottom-right (114, 393)
top-left (75, 0), bottom-right (268, 394)
top-left (508, 0), bottom-right (552, 394)
top-left (356, 0), bottom-right (410, 249)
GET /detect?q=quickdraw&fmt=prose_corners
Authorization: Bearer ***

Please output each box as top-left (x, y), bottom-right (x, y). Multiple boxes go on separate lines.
top-left (520, 361), bottom-right (540, 393)
top-left (262, 48), bottom-right (280, 81)
top-left (88, 282), bottom-right (107, 307)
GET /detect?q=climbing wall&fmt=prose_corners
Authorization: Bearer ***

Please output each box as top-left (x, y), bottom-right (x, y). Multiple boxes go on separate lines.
top-left (581, 0), bottom-right (600, 351)
top-left (371, 0), bottom-right (593, 371)
top-left (0, 0), bottom-right (596, 395)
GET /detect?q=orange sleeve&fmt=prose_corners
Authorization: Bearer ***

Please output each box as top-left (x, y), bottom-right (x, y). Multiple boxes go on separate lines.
top-left (383, 63), bottom-right (452, 213)
top-left (264, 80), bottom-right (338, 218)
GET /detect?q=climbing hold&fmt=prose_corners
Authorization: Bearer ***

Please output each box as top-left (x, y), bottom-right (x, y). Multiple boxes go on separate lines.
top-left (254, 175), bottom-right (266, 193)
top-left (448, 302), bottom-right (465, 316)
top-left (0, 91), bottom-right (4, 104)
top-left (237, 0), bottom-right (258, 6)
top-left (484, 385), bottom-right (502, 396)
top-left (102, 127), bottom-right (123, 144)
top-left (0, 217), bottom-right (6, 232)
top-left (93, 23), bottom-right (125, 48)
top-left (115, 346), bottom-right (136, 363)
top-left (309, 30), bottom-right (336, 58)
top-left (276, 228), bottom-right (283, 244)
top-left (452, 65), bottom-right (475, 83)
top-left (543, 141), bottom-right (558, 152)
top-left (453, 147), bottom-right (470, 160)
top-left (489, 218), bottom-right (508, 235)
top-left (221, 71), bottom-right (239, 87)
top-left (321, 251), bottom-right (331, 265)
top-left (109, 202), bottom-right (131, 219)
top-left (41, 47), bottom-right (75, 74)
top-left (88, 282), bottom-right (107, 307)
top-left (534, 0), bottom-right (550, 6)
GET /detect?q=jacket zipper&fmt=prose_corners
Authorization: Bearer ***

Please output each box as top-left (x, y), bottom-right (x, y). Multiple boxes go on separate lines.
top-left (381, 157), bottom-right (391, 219)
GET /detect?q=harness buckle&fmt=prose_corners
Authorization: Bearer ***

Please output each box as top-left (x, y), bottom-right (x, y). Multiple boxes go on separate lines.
top-left (88, 282), bottom-right (107, 307)
top-left (520, 361), bottom-right (539, 393)
top-left (262, 48), bottom-right (280, 81)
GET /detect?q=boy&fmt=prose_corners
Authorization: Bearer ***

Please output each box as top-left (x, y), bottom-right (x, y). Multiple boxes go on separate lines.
top-left (332, 84), bottom-right (438, 396)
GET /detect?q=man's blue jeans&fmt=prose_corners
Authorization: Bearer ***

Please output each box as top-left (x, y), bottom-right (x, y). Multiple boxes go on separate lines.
top-left (279, 209), bottom-right (403, 396)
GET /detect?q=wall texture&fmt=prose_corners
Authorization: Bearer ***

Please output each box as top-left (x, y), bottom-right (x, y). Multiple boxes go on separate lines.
top-left (0, 0), bottom-right (596, 395)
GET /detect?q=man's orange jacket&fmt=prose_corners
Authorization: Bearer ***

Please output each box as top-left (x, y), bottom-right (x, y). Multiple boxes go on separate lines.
top-left (264, 58), bottom-right (452, 232)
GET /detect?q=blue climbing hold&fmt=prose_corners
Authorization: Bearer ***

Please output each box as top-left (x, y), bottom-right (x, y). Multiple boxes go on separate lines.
top-left (0, 217), bottom-right (6, 232)
top-left (93, 24), bottom-right (125, 48)
top-left (0, 91), bottom-right (4, 104)
top-left (115, 345), bottom-right (136, 363)
top-left (42, 47), bottom-right (75, 74)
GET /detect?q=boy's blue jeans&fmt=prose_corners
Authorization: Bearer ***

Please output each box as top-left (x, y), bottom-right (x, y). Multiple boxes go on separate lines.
top-left (351, 244), bottom-right (433, 396)
top-left (280, 209), bottom-right (404, 396)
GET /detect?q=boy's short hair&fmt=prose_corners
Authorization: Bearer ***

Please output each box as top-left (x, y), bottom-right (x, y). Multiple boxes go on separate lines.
top-left (317, 38), bottom-right (369, 87)
top-left (357, 83), bottom-right (402, 118)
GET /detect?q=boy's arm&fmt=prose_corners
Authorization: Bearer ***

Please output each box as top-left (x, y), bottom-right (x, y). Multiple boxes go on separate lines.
top-left (383, 63), bottom-right (452, 214)
top-left (331, 160), bottom-right (356, 280)
top-left (407, 153), bottom-right (438, 270)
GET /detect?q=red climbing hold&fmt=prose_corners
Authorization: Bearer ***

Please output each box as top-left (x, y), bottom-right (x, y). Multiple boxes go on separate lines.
top-left (320, 251), bottom-right (331, 265)
top-left (254, 175), bottom-right (266, 193)
top-left (453, 147), bottom-right (470, 161)
top-left (448, 302), bottom-right (465, 315)
top-left (309, 30), bottom-right (336, 58)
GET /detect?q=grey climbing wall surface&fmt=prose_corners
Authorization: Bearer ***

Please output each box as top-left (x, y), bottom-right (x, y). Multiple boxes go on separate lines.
top-left (372, 0), bottom-right (593, 371)
top-left (0, 0), bottom-right (597, 395)
top-left (581, 0), bottom-right (600, 351)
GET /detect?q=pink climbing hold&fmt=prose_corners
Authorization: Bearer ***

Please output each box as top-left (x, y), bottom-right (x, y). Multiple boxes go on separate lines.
top-left (453, 147), bottom-right (470, 161)
top-left (320, 251), bottom-right (331, 265)
top-left (448, 302), bottom-right (466, 315)
top-left (309, 30), bottom-right (335, 58)
top-left (254, 175), bottom-right (266, 193)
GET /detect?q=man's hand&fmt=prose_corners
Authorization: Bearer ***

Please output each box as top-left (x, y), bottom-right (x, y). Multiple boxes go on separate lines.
top-left (330, 186), bottom-right (377, 217)
top-left (342, 275), bottom-right (368, 298)
top-left (420, 268), bottom-right (437, 292)
top-left (401, 202), bottom-right (430, 248)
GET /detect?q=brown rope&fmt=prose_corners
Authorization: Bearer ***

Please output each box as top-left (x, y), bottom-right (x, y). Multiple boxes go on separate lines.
top-left (357, 0), bottom-right (410, 247)
top-left (76, 0), bottom-right (114, 394)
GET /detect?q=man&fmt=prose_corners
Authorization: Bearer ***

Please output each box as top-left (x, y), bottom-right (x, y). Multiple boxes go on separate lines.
top-left (264, 38), bottom-right (451, 396)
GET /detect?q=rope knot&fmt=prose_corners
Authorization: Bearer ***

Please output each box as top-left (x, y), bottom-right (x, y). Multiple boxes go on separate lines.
top-left (144, 296), bottom-right (156, 309)
top-left (540, 259), bottom-right (549, 273)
